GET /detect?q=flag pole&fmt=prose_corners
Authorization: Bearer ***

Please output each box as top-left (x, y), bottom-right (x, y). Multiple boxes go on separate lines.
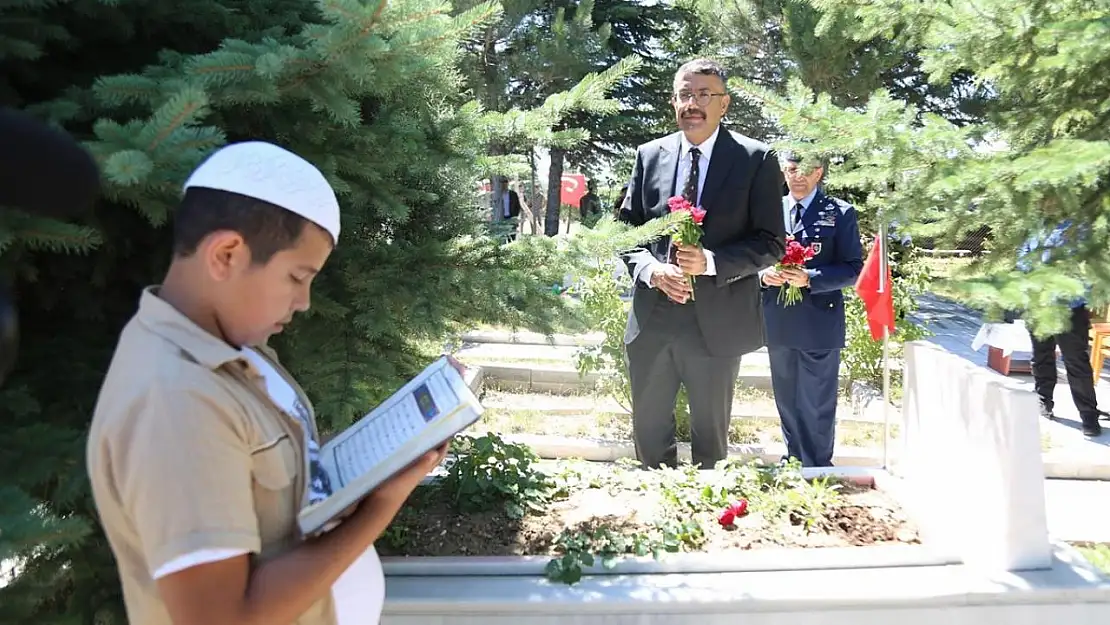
top-left (878, 218), bottom-right (891, 471)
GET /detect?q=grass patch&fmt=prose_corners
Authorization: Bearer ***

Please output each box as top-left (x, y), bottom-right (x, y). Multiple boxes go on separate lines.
top-left (1072, 542), bottom-right (1110, 575)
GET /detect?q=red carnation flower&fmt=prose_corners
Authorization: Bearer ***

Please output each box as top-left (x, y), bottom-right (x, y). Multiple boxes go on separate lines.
top-left (717, 499), bottom-right (749, 527)
top-left (775, 235), bottom-right (817, 306)
top-left (665, 195), bottom-right (708, 300)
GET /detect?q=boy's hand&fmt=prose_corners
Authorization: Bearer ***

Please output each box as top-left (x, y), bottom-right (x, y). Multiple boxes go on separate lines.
top-left (362, 443), bottom-right (448, 510)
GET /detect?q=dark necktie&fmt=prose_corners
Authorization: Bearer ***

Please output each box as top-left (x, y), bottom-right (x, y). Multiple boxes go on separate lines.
top-left (683, 147), bottom-right (701, 205)
top-left (791, 202), bottom-right (803, 232)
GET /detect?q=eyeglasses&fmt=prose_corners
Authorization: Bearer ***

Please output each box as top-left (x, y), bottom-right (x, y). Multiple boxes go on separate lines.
top-left (673, 92), bottom-right (726, 107)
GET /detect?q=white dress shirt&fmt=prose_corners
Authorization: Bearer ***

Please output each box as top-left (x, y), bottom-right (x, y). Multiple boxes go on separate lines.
top-left (637, 126), bottom-right (720, 286)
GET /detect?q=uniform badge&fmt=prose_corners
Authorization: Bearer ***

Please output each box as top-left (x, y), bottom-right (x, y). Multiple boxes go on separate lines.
top-left (816, 207), bottom-right (837, 227)
top-left (811, 242), bottom-right (823, 255)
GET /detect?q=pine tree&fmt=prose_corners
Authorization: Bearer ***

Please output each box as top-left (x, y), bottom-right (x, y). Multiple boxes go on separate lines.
top-left (562, 0), bottom-right (706, 170)
top-left (732, 0), bottom-right (1110, 334)
top-left (506, 0), bottom-right (621, 235)
top-left (693, 0), bottom-right (989, 138)
top-left (0, 0), bottom-right (673, 620)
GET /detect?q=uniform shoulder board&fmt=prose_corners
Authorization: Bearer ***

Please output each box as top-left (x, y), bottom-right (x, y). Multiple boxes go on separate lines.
top-left (829, 197), bottom-right (854, 215)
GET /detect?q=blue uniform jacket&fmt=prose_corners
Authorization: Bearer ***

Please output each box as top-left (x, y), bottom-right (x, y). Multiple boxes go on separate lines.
top-left (761, 190), bottom-right (864, 350)
top-left (1018, 221), bottom-right (1088, 309)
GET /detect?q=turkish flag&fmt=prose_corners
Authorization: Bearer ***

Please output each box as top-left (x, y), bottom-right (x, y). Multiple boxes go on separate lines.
top-left (560, 173), bottom-right (587, 207)
top-left (855, 234), bottom-right (895, 341)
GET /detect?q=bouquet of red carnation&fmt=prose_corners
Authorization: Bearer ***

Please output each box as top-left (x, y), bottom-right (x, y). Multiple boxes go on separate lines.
top-left (666, 196), bottom-right (708, 300)
top-left (776, 235), bottom-right (817, 306)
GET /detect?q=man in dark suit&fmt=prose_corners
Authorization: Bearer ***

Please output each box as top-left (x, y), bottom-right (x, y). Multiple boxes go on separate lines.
top-left (618, 58), bottom-right (786, 469)
top-left (494, 177), bottom-right (522, 241)
top-left (760, 154), bottom-right (863, 467)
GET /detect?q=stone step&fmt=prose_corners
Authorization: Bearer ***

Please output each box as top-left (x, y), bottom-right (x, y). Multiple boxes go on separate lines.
top-left (480, 389), bottom-right (889, 424)
top-left (461, 329), bottom-right (605, 347)
top-left (453, 341), bottom-right (869, 380)
top-left (468, 360), bottom-right (856, 395)
top-left (493, 432), bottom-right (891, 469)
top-left (469, 432), bottom-right (1110, 481)
top-left (474, 362), bottom-right (782, 393)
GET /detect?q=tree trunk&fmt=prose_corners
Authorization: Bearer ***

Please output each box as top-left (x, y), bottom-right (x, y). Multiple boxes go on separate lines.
top-left (545, 147), bottom-right (565, 236)
top-left (489, 168), bottom-right (504, 223)
top-left (529, 150), bottom-right (541, 235)
top-left (483, 27), bottom-right (504, 224)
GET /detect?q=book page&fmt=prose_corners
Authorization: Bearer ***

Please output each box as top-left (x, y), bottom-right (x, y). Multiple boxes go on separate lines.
top-left (327, 366), bottom-right (461, 489)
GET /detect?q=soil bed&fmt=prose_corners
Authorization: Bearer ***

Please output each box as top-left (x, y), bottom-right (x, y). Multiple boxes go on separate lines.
top-left (377, 451), bottom-right (919, 573)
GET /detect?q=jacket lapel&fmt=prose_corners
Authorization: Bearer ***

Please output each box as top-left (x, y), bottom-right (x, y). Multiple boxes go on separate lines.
top-left (654, 133), bottom-right (681, 202)
top-left (699, 128), bottom-right (738, 211)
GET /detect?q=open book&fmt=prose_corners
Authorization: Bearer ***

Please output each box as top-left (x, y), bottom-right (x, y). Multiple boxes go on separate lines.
top-left (297, 356), bottom-right (483, 537)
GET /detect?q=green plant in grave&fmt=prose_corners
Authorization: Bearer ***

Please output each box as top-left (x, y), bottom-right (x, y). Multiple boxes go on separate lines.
top-left (842, 245), bottom-right (931, 390)
top-left (658, 458), bottom-right (842, 528)
top-left (572, 258), bottom-right (693, 424)
top-left (439, 434), bottom-right (560, 518)
top-left (573, 258), bottom-right (634, 410)
top-left (543, 459), bottom-right (845, 585)
top-left (750, 459), bottom-right (843, 528)
top-left (544, 519), bottom-right (705, 585)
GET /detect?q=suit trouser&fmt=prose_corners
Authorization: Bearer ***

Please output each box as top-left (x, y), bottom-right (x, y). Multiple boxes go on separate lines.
top-left (1029, 305), bottom-right (1099, 420)
top-left (768, 346), bottom-right (840, 467)
top-left (626, 301), bottom-right (741, 469)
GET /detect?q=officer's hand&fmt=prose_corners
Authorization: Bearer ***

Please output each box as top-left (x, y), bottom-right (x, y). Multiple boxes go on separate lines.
top-left (650, 264), bottom-right (693, 304)
top-left (780, 266), bottom-right (811, 288)
top-left (761, 268), bottom-right (787, 287)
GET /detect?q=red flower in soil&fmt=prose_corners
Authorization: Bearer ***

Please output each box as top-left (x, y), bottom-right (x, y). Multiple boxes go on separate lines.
top-left (717, 499), bottom-right (749, 527)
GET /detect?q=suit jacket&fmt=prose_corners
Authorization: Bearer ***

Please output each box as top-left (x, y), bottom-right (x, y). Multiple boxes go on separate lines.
top-left (618, 128), bottom-right (786, 358)
top-left (762, 190), bottom-right (864, 350)
top-left (505, 190), bottom-right (522, 218)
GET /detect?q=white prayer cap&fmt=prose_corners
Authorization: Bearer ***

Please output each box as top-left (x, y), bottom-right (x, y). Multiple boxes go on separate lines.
top-left (183, 141), bottom-right (341, 244)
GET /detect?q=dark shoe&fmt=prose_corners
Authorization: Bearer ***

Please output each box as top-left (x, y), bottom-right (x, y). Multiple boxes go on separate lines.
top-left (1080, 414), bottom-right (1103, 437)
top-left (1099, 410), bottom-right (1110, 421)
top-left (1040, 402), bottom-right (1056, 420)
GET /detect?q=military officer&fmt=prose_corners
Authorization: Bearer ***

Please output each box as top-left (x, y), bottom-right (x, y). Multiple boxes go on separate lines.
top-left (759, 154), bottom-right (863, 467)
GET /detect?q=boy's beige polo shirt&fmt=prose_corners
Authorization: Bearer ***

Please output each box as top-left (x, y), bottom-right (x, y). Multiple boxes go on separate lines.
top-left (86, 287), bottom-right (337, 625)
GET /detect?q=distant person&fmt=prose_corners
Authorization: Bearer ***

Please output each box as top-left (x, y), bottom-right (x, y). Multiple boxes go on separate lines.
top-left (579, 179), bottom-right (603, 227)
top-left (613, 184), bottom-right (628, 219)
top-left (1016, 222), bottom-right (1103, 437)
top-left (496, 176), bottom-right (522, 241)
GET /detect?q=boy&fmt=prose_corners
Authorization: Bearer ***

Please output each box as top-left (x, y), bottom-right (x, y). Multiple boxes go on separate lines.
top-left (86, 141), bottom-right (445, 625)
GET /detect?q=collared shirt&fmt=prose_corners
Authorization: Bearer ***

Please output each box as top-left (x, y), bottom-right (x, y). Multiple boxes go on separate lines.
top-left (86, 287), bottom-right (352, 625)
top-left (675, 126), bottom-right (720, 205)
top-left (783, 187), bottom-right (819, 234)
